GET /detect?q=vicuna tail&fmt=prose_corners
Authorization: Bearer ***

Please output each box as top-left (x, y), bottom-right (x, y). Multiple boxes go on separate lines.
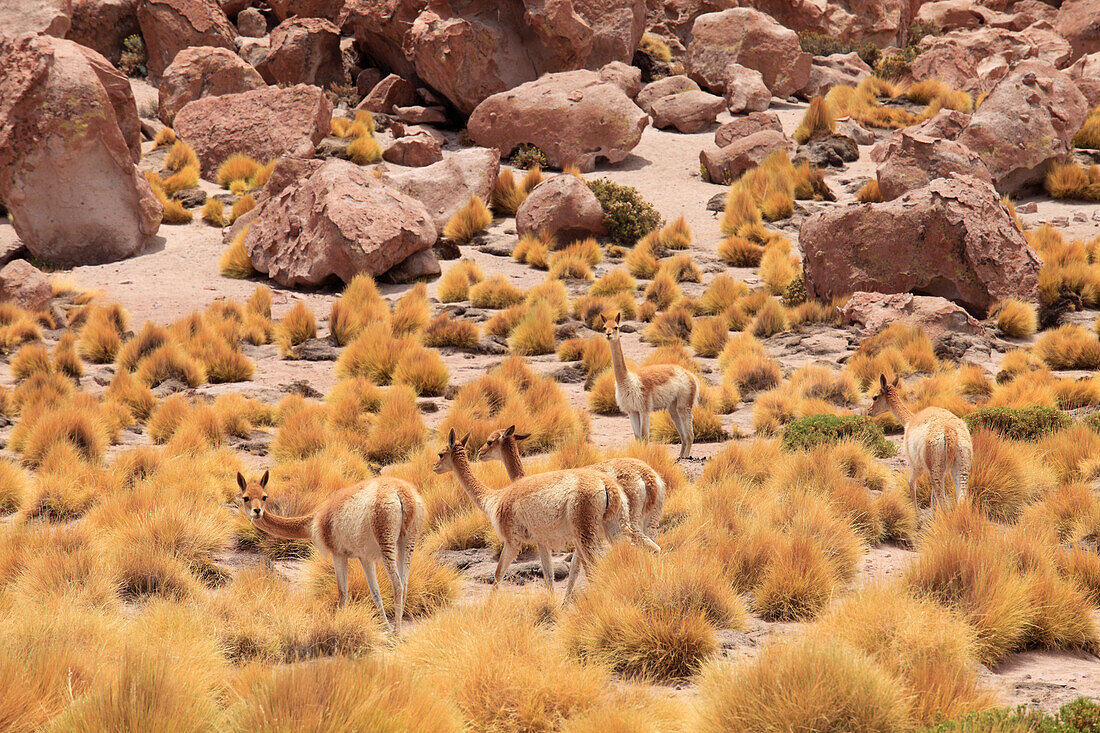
top-left (603, 480), bottom-right (636, 544)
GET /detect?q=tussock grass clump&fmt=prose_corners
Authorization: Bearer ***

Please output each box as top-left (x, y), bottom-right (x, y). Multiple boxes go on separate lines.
top-left (160, 164), bottom-right (198, 195)
top-left (391, 282), bottom-right (430, 337)
top-left (624, 235), bottom-right (660, 279)
top-left (107, 368), bottom-right (156, 420)
top-left (424, 313), bottom-right (479, 349)
top-left (509, 301), bottom-right (556, 356)
top-left (749, 297), bottom-right (789, 337)
top-left (78, 305), bottom-right (127, 363)
top-left (1034, 324), bottom-right (1100, 370)
top-left (437, 259), bottom-right (484, 302)
top-left (135, 343), bottom-right (205, 388)
top-left (443, 196), bottom-right (492, 244)
top-left (1044, 160), bottom-right (1100, 201)
top-left (200, 198), bottom-right (226, 227)
top-left (644, 306), bottom-right (693, 346)
top-left (219, 227), bottom-right (254, 279)
top-left (718, 235), bottom-right (765, 267)
top-left (336, 329), bottom-right (414, 384)
top-left (794, 96), bottom-right (836, 144)
top-left (751, 535), bottom-right (836, 621)
top-left (364, 384), bottom-right (426, 464)
top-left (117, 321), bottom-right (170, 371)
top-left (21, 406), bottom-right (108, 467)
top-left (279, 301), bottom-right (317, 346)
top-left (165, 140), bottom-right (199, 172)
top-left (348, 133), bottom-right (382, 165)
top-left (492, 167), bottom-right (544, 216)
top-left (590, 268), bottom-right (635, 297)
top-left (469, 274), bottom-right (524, 309)
top-left (217, 154), bottom-right (261, 188)
top-left (966, 428), bottom-right (1053, 521)
top-left (1073, 106), bottom-right (1100, 149)
top-left (760, 246), bottom-right (799, 295)
top-left (230, 193), bottom-right (255, 222)
top-left (692, 634), bottom-right (911, 733)
top-left (11, 343), bottom-right (52, 382)
top-left (561, 545), bottom-right (746, 680)
top-left (0, 458), bottom-right (30, 514)
top-left (512, 231), bottom-right (551, 269)
top-left (393, 346), bottom-right (449, 396)
top-left (52, 332), bottom-right (83, 381)
top-left (690, 316), bottom-right (728, 358)
top-left (857, 178), bottom-right (883, 203)
top-left (992, 298), bottom-right (1038, 338)
top-left (153, 127), bottom-right (176, 146)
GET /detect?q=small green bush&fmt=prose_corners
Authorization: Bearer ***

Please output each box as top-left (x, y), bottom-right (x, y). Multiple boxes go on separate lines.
top-left (874, 47), bottom-right (920, 80)
top-left (963, 406), bottom-right (1072, 442)
top-left (798, 31), bottom-right (881, 69)
top-left (782, 414), bottom-right (897, 458)
top-left (922, 698), bottom-right (1100, 732)
top-left (586, 178), bottom-right (662, 246)
top-left (119, 34), bottom-right (147, 78)
top-left (1060, 698), bottom-right (1100, 733)
top-left (781, 277), bottom-right (807, 307)
top-left (509, 143), bottom-right (547, 170)
top-left (1085, 412), bottom-right (1100, 434)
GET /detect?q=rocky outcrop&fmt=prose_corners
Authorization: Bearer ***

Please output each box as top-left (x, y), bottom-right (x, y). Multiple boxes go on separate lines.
top-left (0, 260), bottom-right (53, 312)
top-left (956, 61), bottom-right (1088, 195)
top-left (0, 35), bottom-right (160, 266)
top-left (157, 46), bottom-right (265, 125)
top-left (874, 130), bottom-right (993, 201)
top-left (800, 175), bottom-right (1041, 315)
top-left (686, 8), bottom-right (811, 98)
top-left (136, 0), bottom-right (238, 80)
top-left (908, 27), bottom-right (1051, 93)
top-left (173, 84), bottom-right (332, 177)
top-left (357, 73), bottom-right (417, 115)
top-left (801, 52), bottom-right (872, 98)
top-left (516, 174), bottom-right (607, 241)
top-left (467, 69), bottom-right (647, 172)
top-left (269, 0), bottom-right (343, 22)
top-left (723, 63), bottom-right (771, 113)
top-left (378, 147), bottom-right (499, 231)
top-left (1066, 51), bottom-right (1100, 106)
top-left (236, 6), bottom-right (265, 36)
top-left (649, 90), bottom-right (725, 133)
top-left (68, 0), bottom-right (140, 63)
top-left (246, 159), bottom-right (437, 287)
top-left (636, 75), bottom-right (699, 115)
top-left (0, 0), bottom-right (71, 38)
top-left (340, 0), bottom-right (645, 115)
top-left (74, 43), bottom-right (143, 161)
top-left (700, 129), bottom-right (792, 184)
top-left (840, 291), bottom-right (985, 342)
top-left (255, 17), bottom-right (344, 89)
top-left (382, 134), bottom-right (443, 167)
top-left (1055, 0), bottom-right (1100, 62)
top-left (714, 111), bottom-right (783, 147)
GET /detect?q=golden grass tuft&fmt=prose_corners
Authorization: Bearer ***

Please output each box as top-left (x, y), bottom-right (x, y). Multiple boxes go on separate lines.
top-left (306, 551), bottom-right (460, 620)
top-left (200, 198), bottom-right (226, 227)
top-left (992, 297), bottom-right (1038, 338)
top-left (469, 274), bottom-right (524, 309)
top-left (216, 153), bottom-right (260, 188)
top-left (348, 133), bottom-right (383, 165)
top-left (512, 231), bottom-right (551, 269)
top-left (857, 178), bottom-right (883, 203)
top-left (1073, 106), bottom-right (1100, 149)
top-left (164, 140), bottom-right (198, 172)
top-left (1034, 324), bottom-right (1100, 370)
top-left (160, 164), bottom-right (198, 195)
top-left (690, 316), bottom-right (729, 358)
top-left (135, 343), bottom-right (205, 388)
top-left (153, 127), bottom-right (176, 146)
top-left (280, 301), bottom-right (317, 346)
top-left (218, 227), bottom-right (254, 279)
top-left (11, 343), bottom-right (51, 382)
top-left (509, 301), bottom-right (556, 356)
top-left (336, 329), bottom-right (414, 384)
top-left (437, 260), bottom-right (485, 303)
top-left (78, 305), bottom-right (126, 363)
top-left (424, 313), bottom-right (480, 349)
top-left (793, 96), bottom-right (836, 144)
top-left (230, 193), bottom-right (255, 222)
top-left (21, 406), bottom-right (109, 467)
top-left (393, 346), bottom-right (450, 396)
top-left (442, 195), bottom-right (492, 244)
top-left (718, 235), bottom-right (765, 267)
top-left (1044, 160), bottom-right (1100, 200)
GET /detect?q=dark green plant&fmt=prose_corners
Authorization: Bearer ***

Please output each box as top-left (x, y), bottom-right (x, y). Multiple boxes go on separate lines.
top-left (797, 31), bottom-right (881, 69)
top-left (1060, 698), bottom-right (1100, 733)
top-left (509, 143), bottom-right (547, 170)
top-left (781, 277), bottom-right (806, 307)
top-left (585, 178), bottom-right (662, 246)
top-left (782, 414), bottom-right (897, 458)
top-left (963, 406), bottom-right (1072, 441)
top-left (906, 20), bottom-right (942, 47)
top-left (118, 34), bottom-right (147, 78)
top-left (922, 698), bottom-right (1100, 733)
top-left (874, 46), bottom-right (921, 80)
top-left (1084, 412), bottom-right (1100, 434)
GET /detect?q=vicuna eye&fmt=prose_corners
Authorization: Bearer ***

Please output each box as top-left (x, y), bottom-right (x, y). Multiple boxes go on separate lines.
top-left (261, 496), bottom-right (267, 502)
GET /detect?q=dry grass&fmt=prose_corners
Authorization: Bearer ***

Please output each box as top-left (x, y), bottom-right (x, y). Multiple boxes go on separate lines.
top-left (469, 275), bottom-right (524, 309)
top-left (153, 127), bottom-right (176, 146)
top-left (437, 260), bottom-right (484, 302)
top-left (306, 551), bottom-right (460, 620)
top-left (348, 133), bottom-right (383, 165)
top-left (992, 298), bottom-right (1038, 338)
top-left (794, 96), bottom-right (836, 144)
top-left (135, 343), bottom-right (205, 388)
top-left (219, 228), bottom-right (254, 279)
top-left (78, 306), bottom-right (126, 363)
top-left (280, 301), bottom-right (317, 346)
top-left (165, 140), bottom-right (198, 172)
top-left (161, 164), bottom-right (198, 195)
top-left (216, 154), bottom-right (259, 188)
top-left (690, 316), bottom-right (728, 358)
top-left (336, 328), bottom-right (414, 385)
top-left (200, 198), bottom-right (226, 227)
top-left (509, 301), bottom-right (556, 356)
top-left (718, 235), bottom-right (765, 267)
top-left (857, 178), bottom-right (883, 203)
top-left (1044, 161), bottom-right (1100, 201)
top-left (424, 313), bottom-right (480, 349)
top-left (230, 193), bottom-right (255, 222)
top-left (393, 346), bottom-right (450, 396)
top-left (513, 231), bottom-right (551, 269)
top-left (1034, 324), bottom-right (1100, 370)
top-left (1073, 106), bottom-right (1100, 149)
top-left (625, 236), bottom-right (660, 279)
top-left (443, 196), bottom-right (492, 244)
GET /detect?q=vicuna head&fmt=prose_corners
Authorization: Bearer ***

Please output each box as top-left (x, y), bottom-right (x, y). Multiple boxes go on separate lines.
top-left (478, 424), bottom-right (531, 461)
top-left (433, 428), bottom-right (471, 474)
top-left (601, 312), bottom-right (622, 342)
top-left (236, 470), bottom-right (269, 519)
top-left (868, 374), bottom-right (900, 418)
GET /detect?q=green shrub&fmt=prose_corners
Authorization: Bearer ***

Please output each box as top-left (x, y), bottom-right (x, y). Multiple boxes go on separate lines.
top-left (782, 414), bottom-right (897, 458)
top-left (874, 46), bottom-right (920, 80)
top-left (1085, 412), bottom-right (1100, 434)
top-left (509, 143), bottom-right (547, 170)
top-left (1060, 697), bottom-right (1100, 733)
top-left (119, 34), bottom-right (147, 78)
top-left (781, 277), bottom-right (806, 307)
top-left (963, 406), bottom-right (1072, 442)
top-left (586, 178), bottom-right (662, 246)
top-left (922, 698), bottom-right (1100, 732)
top-left (797, 31), bottom-right (881, 68)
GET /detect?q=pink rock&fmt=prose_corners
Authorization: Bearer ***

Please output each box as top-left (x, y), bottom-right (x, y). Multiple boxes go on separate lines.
top-left (956, 61), bottom-right (1088, 195)
top-left (173, 83), bottom-right (332, 177)
top-left (714, 111), bottom-right (783, 148)
top-left (723, 63), bottom-right (771, 113)
top-left (686, 8), bottom-right (812, 98)
top-left (256, 17), bottom-right (344, 89)
top-left (74, 43), bottom-right (143, 161)
top-left (467, 68), bottom-right (647, 173)
top-left (840, 292), bottom-right (984, 343)
top-left (636, 75), bottom-right (699, 115)
top-left (650, 90), bottom-right (726, 133)
top-left (1021, 21), bottom-right (1074, 69)
top-left (910, 27), bottom-right (1039, 92)
top-left (157, 46), bottom-right (265, 125)
top-left (246, 159), bottom-right (437, 287)
top-left (137, 0), bottom-right (238, 81)
top-left (573, 0), bottom-right (646, 68)
top-left (516, 174), bottom-right (607, 241)
top-left (269, 0), bottom-right (342, 22)
top-left (382, 134), bottom-right (443, 167)
top-left (236, 6), bottom-right (265, 37)
top-left (836, 118), bottom-right (874, 145)
top-left (1055, 0), bottom-right (1100, 62)
top-left (378, 147), bottom-right (499, 231)
top-left (874, 129), bottom-right (993, 201)
top-left (392, 105), bottom-right (446, 125)
top-left (801, 52), bottom-right (871, 98)
top-left (0, 260), bottom-right (53, 312)
top-left (356, 67), bottom-right (383, 98)
top-left (598, 60), bottom-right (643, 99)
top-left (0, 0), bottom-right (71, 37)
top-left (800, 175), bottom-right (1041, 315)
top-left (0, 35), bottom-right (160, 266)
top-left (699, 129), bottom-right (792, 184)
top-left (68, 0), bottom-right (140, 63)
top-left (357, 73), bottom-right (417, 115)
top-left (915, 0), bottom-right (989, 32)
top-left (1066, 52), bottom-right (1100, 106)
top-left (380, 248), bottom-right (441, 284)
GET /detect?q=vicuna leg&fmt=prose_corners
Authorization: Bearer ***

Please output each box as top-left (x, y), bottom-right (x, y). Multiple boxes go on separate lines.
top-left (564, 547), bottom-right (582, 597)
top-left (566, 543), bottom-right (599, 600)
top-left (640, 410), bottom-right (651, 441)
top-left (494, 542), bottom-right (520, 589)
top-left (909, 469), bottom-right (920, 510)
top-left (676, 403), bottom-right (694, 459)
top-left (628, 412), bottom-right (642, 440)
top-left (537, 543), bottom-right (555, 592)
top-left (333, 555), bottom-right (350, 607)
top-left (379, 543), bottom-right (404, 632)
top-left (360, 558), bottom-right (391, 632)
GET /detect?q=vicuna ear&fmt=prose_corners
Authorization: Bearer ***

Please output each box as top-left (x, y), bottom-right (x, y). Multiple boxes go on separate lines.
top-left (460, 431), bottom-right (471, 446)
top-left (879, 374), bottom-right (888, 391)
top-left (448, 428), bottom-right (457, 447)
top-left (514, 432), bottom-right (531, 442)
top-left (503, 425), bottom-right (515, 437)
top-left (260, 470), bottom-right (269, 488)
top-left (236, 472), bottom-right (247, 491)
top-left (892, 375), bottom-right (900, 388)
top-left (614, 312), bottom-right (621, 325)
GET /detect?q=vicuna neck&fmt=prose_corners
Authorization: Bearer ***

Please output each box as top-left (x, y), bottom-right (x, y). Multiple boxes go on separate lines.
top-left (500, 438), bottom-right (527, 481)
top-left (450, 449), bottom-right (493, 513)
top-left (608, 337), bottom-right (630, 386)
top-left (251, 511), bottom-right (314, 541)
top-left (885, 391), bottom-right (914, 426)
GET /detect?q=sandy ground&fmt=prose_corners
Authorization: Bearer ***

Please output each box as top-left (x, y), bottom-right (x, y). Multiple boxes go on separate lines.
top-left (2, 84), bottom-right (1099, 714)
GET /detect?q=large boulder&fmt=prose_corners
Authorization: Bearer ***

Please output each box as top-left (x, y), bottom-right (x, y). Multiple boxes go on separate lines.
top-left (382, 134), bottom-right (443, 167)
top-left (68, 0), bottom-right (139, 63)
top-left (0, 0), bottom-right (71, 38)
top-left (73, 43), bottom-right (142, 161)
top-left (0, 35), bottom-right (160, 266)
top-left (874, 130), bottom-right (993, 201)
top-left (174, 84), bottom-right (332, 177)
top-left (467, 68), bottom-right (646, 172)
top-left (157, 46), bottom-right (265, 125)
top-left (840, 291), bottom-right (984, 342)
top-left (1066, 52), bottom-right (1100, 107)
top-left (636, 75), bottom-right (699, 115)
top-left (714, 111), bottom-right (783, 147)
top-left (378, 147), bottom-right (499, 231)
top-left (357, 73), bottom-right (417, 115)
top-left (801, 52), bottom-right (872, 98)
top-left (723, 63), bottom-right (771, 113)
top-left (685, 8), bottom-right (812, 97)
top-left (956, 61), bottom-right (1088, 195)
top-left (908, 27), bottom-right (1043, 93)
top-left (1055, 0), bottom-right (1100, 62)
top-left (136, 0), bottom-right (238, 81)
top-left (649, 90), bottom-right (725, 133)
top-left (516, 174), bottom-right (607, 241)
top-left (246, 159), bottom-right (437, 287)
top-left (0, 259), bottom-right (53, 312)
top-left (800, 174), bottom-right (1041, 315)
top-left (341, 0), bottom-right (645, 116)
top-left (255, 16), bottom-right (344, 88)
top-left (269, 0), bottom-right (343, 22)
top-left (699, 129), bottom-right (792, 184)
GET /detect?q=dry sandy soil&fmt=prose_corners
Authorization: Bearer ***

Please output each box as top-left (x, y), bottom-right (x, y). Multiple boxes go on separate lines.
top-left (2, 78), bottom-right (1098, 715)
